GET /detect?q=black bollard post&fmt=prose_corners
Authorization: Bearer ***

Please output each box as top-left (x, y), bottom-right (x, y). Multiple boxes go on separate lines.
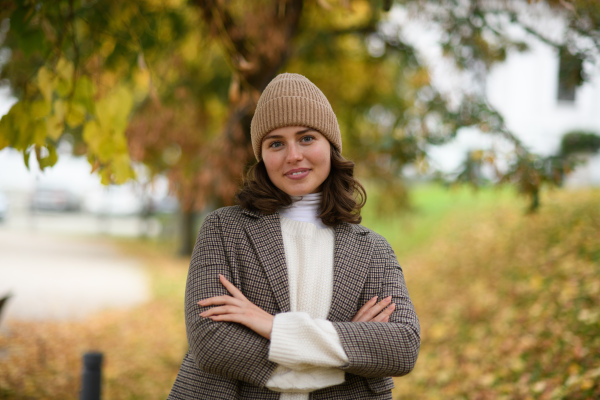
top-left (80, 352), bottom-right (103, 400)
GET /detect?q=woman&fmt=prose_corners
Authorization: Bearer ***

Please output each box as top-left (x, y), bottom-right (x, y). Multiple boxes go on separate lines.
top-left (169, 73), bottom-right (420, 400)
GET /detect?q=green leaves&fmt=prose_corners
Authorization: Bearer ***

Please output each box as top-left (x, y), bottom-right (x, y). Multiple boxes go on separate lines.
top-left (0, 0), bottom-right (172, 185)
top-left (0, 59), bottom-right (72, 170)
top-left (560, 131), bottom-right (600, 156)
top-left (7, 5), bottom-right (49, 57)
top-left (37, 67), bottom-right (54, 103)
top-left (82, 85), bottom-right (135, 184)
top-left (2, 0), bottom-right (599, 204)
top-left (36, 144), bottom-right (58, 169)
top-left (0, 55), bottom-right (136, 183)
top-left (96, 86), bottom-right (133, 136)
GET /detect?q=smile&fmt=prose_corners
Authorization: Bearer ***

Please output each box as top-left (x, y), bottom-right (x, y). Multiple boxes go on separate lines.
top-left (285, 169), bottom-right (311, 179)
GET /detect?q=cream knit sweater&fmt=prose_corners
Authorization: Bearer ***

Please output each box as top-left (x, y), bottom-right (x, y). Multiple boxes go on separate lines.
top-left (265, 194), bottom-right (350, 399)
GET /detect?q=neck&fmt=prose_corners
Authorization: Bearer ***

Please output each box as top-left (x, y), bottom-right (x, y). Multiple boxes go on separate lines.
top-left (279, 193), bottom-right (328, 229)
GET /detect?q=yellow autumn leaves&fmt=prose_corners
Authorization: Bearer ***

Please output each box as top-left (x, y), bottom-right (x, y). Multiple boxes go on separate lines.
top-left (393, 189), bottom-right (600, 400)
top-left (0, 241), bottom-right (189, 400)
top-left (82, 85), bottom-right (134, 184)
top-left (0, 57), bottom-right (149, 184)
top-left (0, 188), bottom-right (597, 399)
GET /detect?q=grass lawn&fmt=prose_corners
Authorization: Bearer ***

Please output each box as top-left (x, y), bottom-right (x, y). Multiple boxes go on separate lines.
top-left (362, 183), bottom-right (523, 259)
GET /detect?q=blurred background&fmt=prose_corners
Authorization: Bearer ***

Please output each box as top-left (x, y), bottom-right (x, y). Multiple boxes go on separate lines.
top-left (0, 1), bottom-right (599, 399)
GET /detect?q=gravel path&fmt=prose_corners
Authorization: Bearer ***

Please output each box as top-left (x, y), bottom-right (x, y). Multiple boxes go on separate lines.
top-left (0, 226), bottom-right (150, 322)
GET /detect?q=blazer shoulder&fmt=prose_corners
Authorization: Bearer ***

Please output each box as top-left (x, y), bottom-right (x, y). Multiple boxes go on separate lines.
top-left (354, 223), bottom-right (394, 252)
top-left (207, 205), bottom-right (243, 218)
top-left (205, 206), bottom-right (255, 221)
top-left (204, 205), bottom-right (262, 226)
top-left (353, 223), bottom-right (383, 241)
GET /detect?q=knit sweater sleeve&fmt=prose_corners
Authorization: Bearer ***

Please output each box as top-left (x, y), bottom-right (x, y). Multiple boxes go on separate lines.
top-left (265, 312), bottom-right (348, 392)
top-left (269, 312), bottom-right (349, 368)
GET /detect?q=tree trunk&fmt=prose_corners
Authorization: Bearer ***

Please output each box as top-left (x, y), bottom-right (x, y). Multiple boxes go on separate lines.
top-left (179, 209), bottom-right (196, 256)
top-left (527, 188), bottom-right (540, 214)
top-left (195, 0), bottom-right (304, 206)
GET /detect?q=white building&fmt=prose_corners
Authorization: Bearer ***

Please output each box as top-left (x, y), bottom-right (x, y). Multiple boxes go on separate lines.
top-left (394, 4), bottom-right (600, 186)
top-left (485, 34), bottom-right (600, 187)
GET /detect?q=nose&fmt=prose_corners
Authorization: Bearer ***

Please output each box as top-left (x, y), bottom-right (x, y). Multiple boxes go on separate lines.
top-left (286, 143), bottom-right (303, 163)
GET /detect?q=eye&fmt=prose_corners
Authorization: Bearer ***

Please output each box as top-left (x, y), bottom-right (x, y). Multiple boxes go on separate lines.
top-left (268, 140), bottom-right (283, 149)
top-left (300, 135), bottom-right (315, 143)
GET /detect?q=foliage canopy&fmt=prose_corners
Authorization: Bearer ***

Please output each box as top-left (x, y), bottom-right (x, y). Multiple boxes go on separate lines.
top-left (0, 0), bottom-right (599, 214)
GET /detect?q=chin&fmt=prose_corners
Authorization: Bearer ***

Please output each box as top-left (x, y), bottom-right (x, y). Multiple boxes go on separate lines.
top-left (285, 187), bottom-right (315, 197)
top-left (287, 190), bottom-right (308, 197)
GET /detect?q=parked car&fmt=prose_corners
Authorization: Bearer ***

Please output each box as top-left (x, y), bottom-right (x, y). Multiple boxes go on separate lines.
top-left (82, 184), bottom-right (144, 216)
top-left (30, 185), bottom-right (81, 212)
top-left (152, 194), bottom-right (179, 214)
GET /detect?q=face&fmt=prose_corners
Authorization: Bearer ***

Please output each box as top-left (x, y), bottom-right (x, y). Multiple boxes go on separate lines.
top-left (261, 126), bottom-right (332, 197)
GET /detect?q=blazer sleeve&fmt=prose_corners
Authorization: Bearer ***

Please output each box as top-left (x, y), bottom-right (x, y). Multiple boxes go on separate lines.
top-left (184, 212), bottom-right (277, 387)
top-left (332, 237), bottom-right (420, 378)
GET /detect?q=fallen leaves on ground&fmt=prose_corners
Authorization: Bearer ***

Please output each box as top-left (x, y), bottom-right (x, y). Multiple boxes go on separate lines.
top-left (0, 242), bottom-right (188, 400)
top-left (393, 189), bottom-right (600, 400)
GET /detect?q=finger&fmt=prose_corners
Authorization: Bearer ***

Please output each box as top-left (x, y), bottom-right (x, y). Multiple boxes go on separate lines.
top-left (200, 305), bottom-right (241, 317)
top-left (207, 309), bottom-right (275, 340)
top-left (361, 296), bottom-right (392, 321)
top-left (198, 295), bottom-right (242, 307)
top-left (374, 302), bottom-right (395, 321)
top-left (219, 274), bottom-right (248, 300)
top-left (351, 296), bottom-right (378, 322)
top-left (208, 313), bottom-right (248, 324)
top-left (372, 302), bottom-right (396, 322)
top-left (208, 314), bottom-right (236, 322)
top-left (353, 297), bottom-right (381, 322)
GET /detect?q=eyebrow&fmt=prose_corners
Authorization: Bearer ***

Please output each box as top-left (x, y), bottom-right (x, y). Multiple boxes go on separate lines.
top-left (264, 128), bottom-right (316, 140)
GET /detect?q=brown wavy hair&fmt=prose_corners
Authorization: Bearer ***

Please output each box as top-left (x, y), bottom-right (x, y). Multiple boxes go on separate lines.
top-left (236, 147), bottom-right (366, 226)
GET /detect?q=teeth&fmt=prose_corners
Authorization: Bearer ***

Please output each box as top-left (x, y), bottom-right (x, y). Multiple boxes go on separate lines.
top-left (290, 171), bottom-right (305, 176)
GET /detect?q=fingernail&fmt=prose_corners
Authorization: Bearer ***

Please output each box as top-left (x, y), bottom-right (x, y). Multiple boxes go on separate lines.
top-left (198, 300), bottom-right (205, 305)
top-left (385, 296), bottom-right (392, 302)
top-left (372, 296), bottom-right (378, 301)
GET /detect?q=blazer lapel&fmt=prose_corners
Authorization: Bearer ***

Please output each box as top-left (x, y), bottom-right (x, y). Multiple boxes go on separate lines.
top-left (243, 210), bottom-right (291, 313)
top-left (327, 223), bottom-right (374, 322)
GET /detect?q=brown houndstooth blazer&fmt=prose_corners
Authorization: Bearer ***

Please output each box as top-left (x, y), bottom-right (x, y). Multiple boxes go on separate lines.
top-left (168, 206), bottom-right (420, 400)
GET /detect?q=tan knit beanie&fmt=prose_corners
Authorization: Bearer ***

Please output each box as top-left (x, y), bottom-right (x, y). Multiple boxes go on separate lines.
top-left (250, 73), bottom-right (342, 161)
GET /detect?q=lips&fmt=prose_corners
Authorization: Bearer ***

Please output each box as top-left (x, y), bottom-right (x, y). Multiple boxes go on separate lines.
top-left (285, 168), bottom-right (311, 180)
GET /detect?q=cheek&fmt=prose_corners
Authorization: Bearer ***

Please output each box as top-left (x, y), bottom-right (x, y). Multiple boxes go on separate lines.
top-left (316, 146), bottom-right (332, 173)
top-left (262, 155), bottom-right (280, 180)
top-left (322, 157), bottom-right (332, 179)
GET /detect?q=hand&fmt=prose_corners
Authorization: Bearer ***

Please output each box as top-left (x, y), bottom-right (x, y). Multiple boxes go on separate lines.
top-left (351, 296), bottom-right (396, 322)
top-left (198, 274), bottom-right (275, 340)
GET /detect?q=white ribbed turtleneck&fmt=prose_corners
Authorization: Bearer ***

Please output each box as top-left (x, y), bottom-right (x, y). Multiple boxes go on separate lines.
top-left (265, 193), bottom-right (349, 398)
top-left (279, 192), bottom-right (328, 230)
